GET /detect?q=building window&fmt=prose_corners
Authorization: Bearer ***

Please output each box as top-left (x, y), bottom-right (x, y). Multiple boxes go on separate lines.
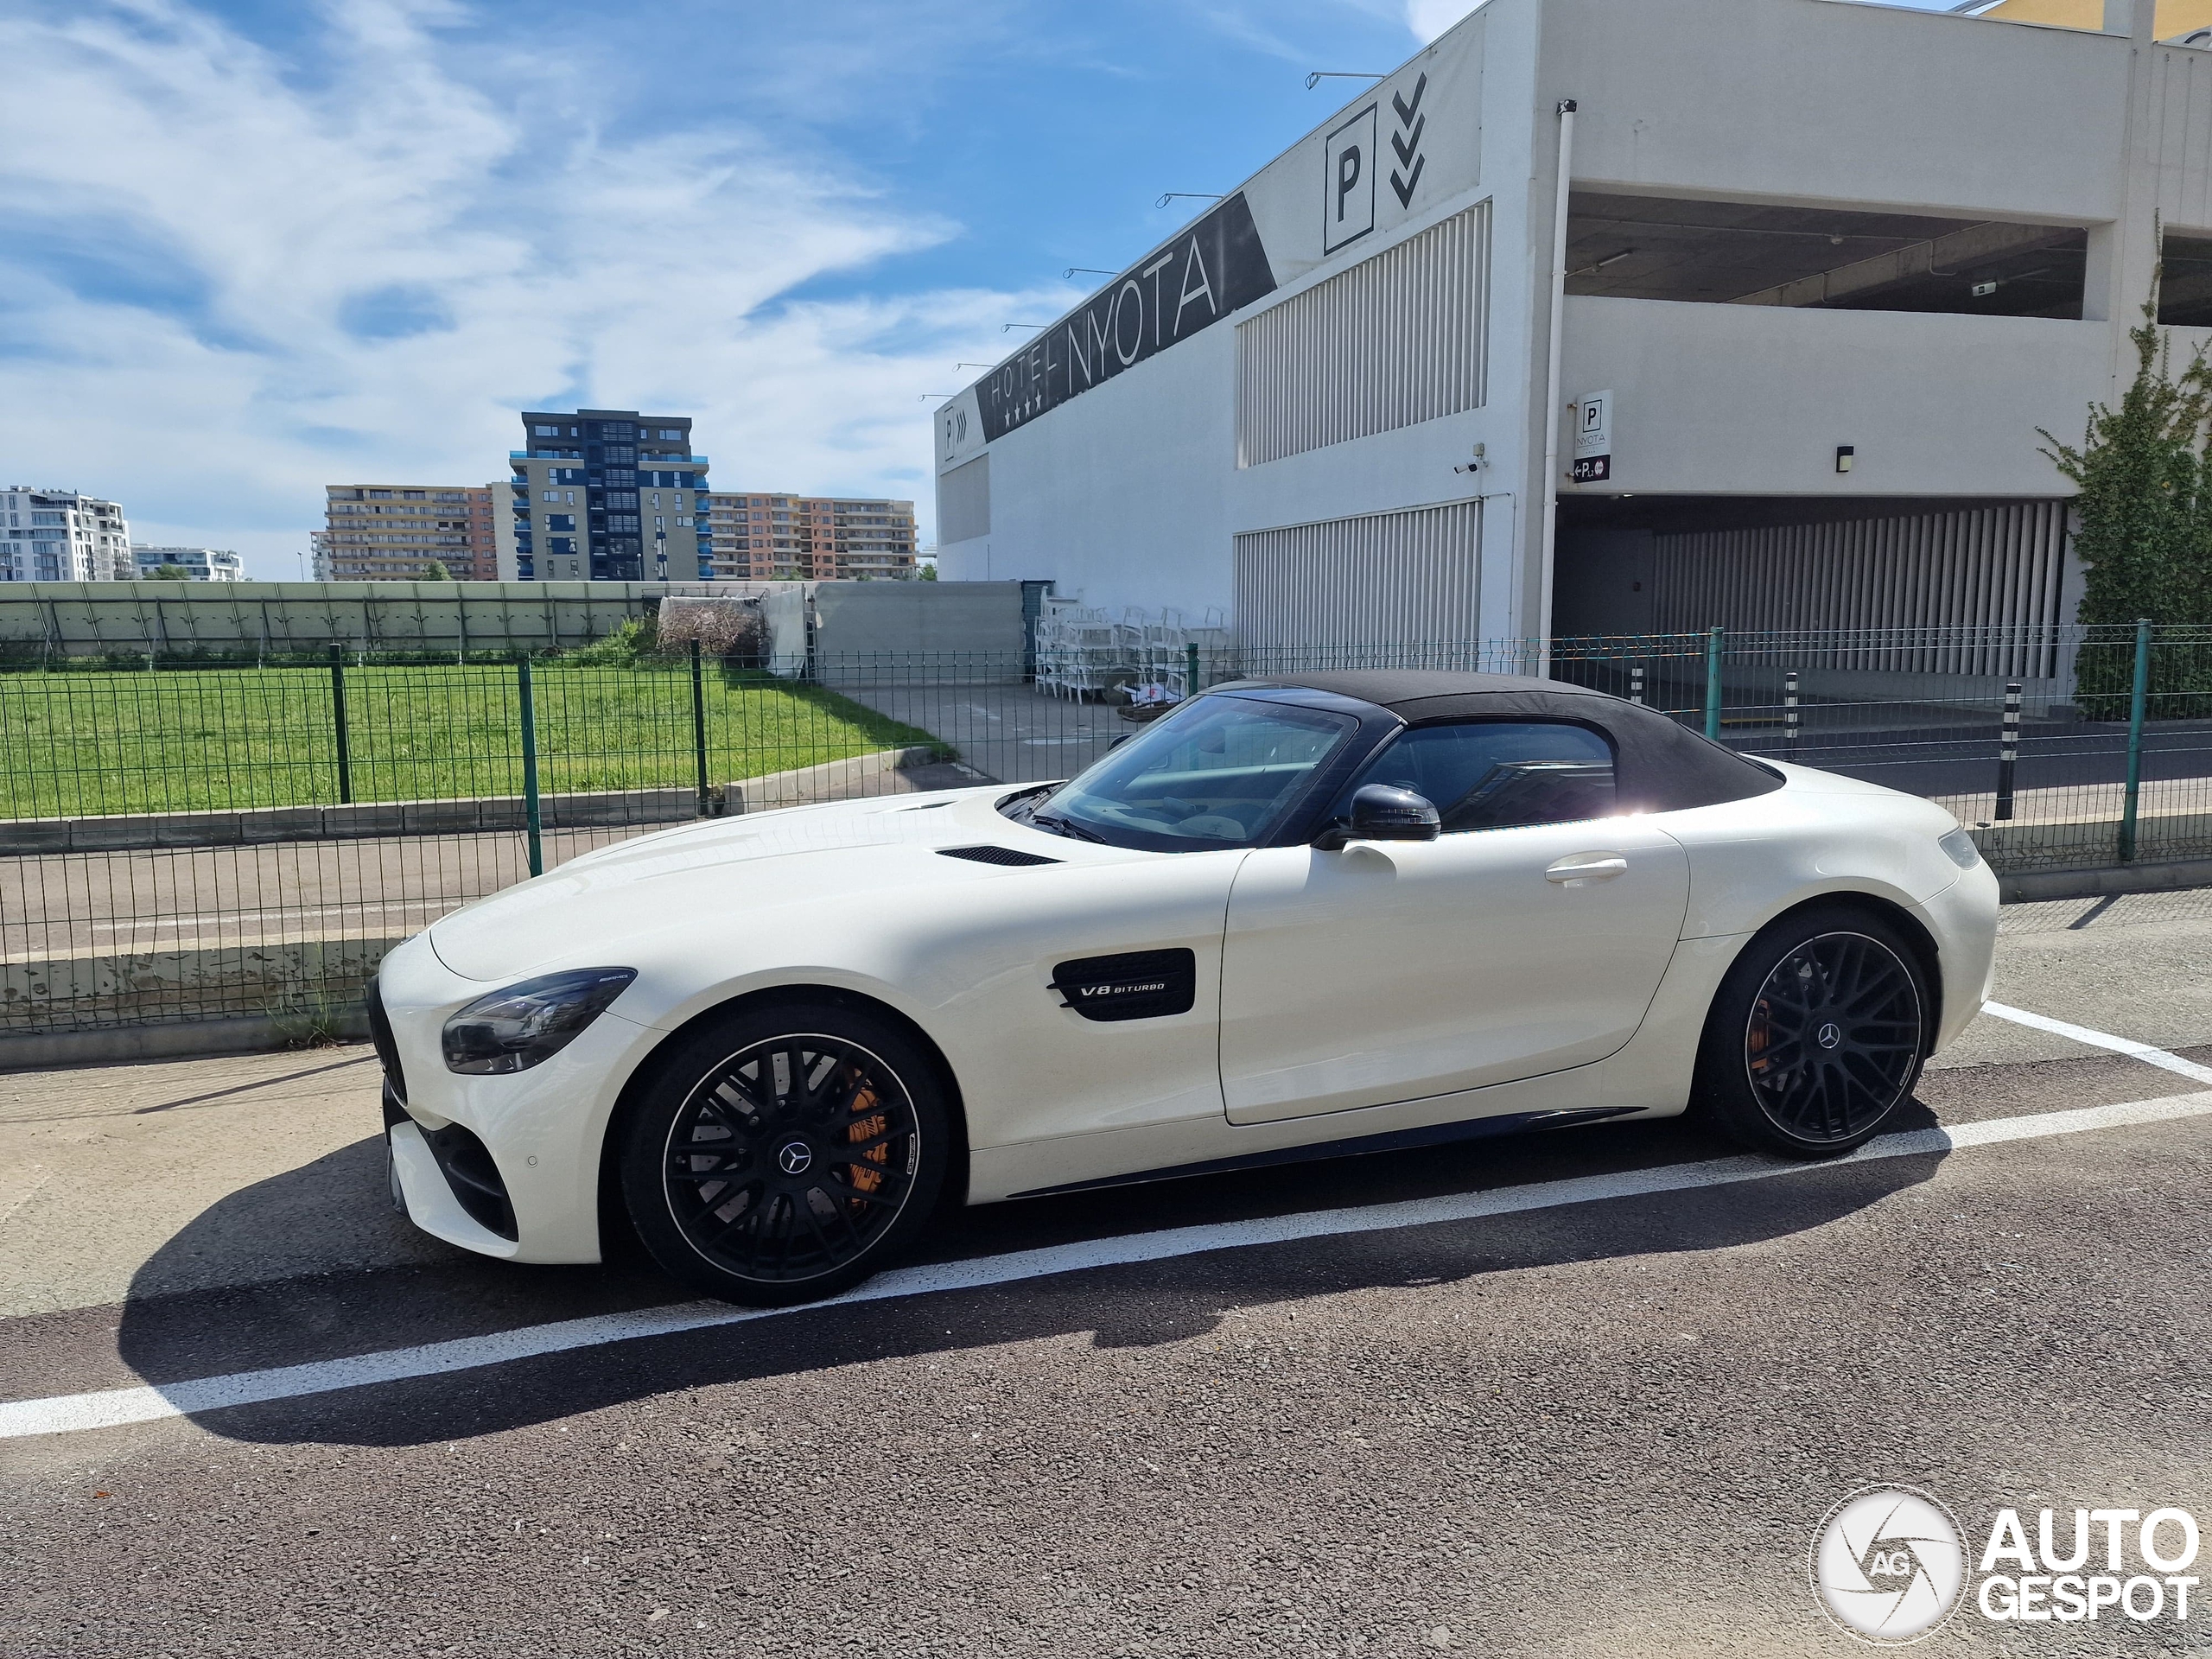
top-left (548, 514), bottom-right (575, 531)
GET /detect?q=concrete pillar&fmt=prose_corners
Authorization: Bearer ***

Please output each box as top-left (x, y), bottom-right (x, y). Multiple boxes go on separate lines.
top-left (2087, 0), bottom-right (2162, 377)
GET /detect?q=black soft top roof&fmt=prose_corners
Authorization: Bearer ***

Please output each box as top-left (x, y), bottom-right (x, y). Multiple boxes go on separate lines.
top-left (1217, 669), bottom-right (1783, 814)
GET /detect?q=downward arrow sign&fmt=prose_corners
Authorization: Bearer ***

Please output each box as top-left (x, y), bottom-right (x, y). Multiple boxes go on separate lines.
top-left (1391, 114), bottom-right (1426, 168)
top-left (1392, 73), bottom-right (1428, 127)
top-left (1390, 154), bottom-right (1426, 207)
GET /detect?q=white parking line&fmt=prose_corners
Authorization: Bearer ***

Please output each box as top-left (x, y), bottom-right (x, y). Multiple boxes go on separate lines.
top-left (1983, 1001), bottom-right (2212, 1085)
top-left (5, 1088), bottom-right (2212, 1441)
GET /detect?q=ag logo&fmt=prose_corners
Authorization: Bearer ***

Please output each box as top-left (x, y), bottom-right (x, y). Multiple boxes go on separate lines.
top-left (1812, 1486), bottom-right (1967, 1645)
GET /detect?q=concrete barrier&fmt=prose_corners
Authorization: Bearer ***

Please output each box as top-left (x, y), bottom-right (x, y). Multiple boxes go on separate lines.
top-left (0, 787), bottom-right (702, 855)
top-left (0, 936), bottom-right (401, 1067)
top-left (726, 747), bottom-right (963, 812)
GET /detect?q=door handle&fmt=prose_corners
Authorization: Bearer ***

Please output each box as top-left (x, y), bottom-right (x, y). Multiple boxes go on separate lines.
top-left (1545, 853), bottom-right (1629, 886)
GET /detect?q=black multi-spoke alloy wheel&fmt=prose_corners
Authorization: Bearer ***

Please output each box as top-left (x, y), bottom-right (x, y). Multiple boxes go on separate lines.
top-left (620, 1002), bottom-right (950, 1305)
top-left (1693, 906), bottom-right (1931, 1157)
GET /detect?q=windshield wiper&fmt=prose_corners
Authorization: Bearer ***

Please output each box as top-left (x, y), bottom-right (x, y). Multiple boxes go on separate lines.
top-left (1031, 810), bottom-right (1106, 843)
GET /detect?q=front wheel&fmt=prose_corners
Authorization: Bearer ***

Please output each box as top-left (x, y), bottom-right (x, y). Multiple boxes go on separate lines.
top-left (620, 1002), bottom-right (950, 1306)
top-left (1692, 907), bottom-right (1931, 1157)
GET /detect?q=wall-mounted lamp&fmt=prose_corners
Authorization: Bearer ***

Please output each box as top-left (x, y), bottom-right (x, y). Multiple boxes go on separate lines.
top-left (954, 363), bottom-right (995, 371)
top-left (1063, 267), bottom-right (1115, 279)
top-left (1001, 322), bottom-right (1050, 333)
top-left (1835, 445), bottom-right (1856, 474)
top-left (1305, 70), bottom-right (1386, 90)
top-left (1156, 192), bottom-right (1226, 209)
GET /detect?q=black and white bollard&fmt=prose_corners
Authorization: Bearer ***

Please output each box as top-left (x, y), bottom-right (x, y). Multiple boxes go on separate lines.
top-left (1784, 671), bottom-right (1800, 755)
top-left (1996, 681), bottom-right (2021, 822)
top-left (1630, 664), bottom-right (1644, 706)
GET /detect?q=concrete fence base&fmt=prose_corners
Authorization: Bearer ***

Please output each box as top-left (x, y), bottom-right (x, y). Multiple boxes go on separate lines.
top-left (1, 937), bottom-right (399, 1068)
top-left (726, 747), bottom-right (960, 812)
top-left (0, 789), bottom-right (702, 856)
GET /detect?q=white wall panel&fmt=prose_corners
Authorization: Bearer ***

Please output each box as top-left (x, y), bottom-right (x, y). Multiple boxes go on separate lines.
top-left (1235, 500), bottom-right (1483, 654)
top-left (1237, 206), bottom-right (1490, 468)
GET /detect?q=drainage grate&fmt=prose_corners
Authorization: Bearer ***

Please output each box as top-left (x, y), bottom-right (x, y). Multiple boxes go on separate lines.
top-left (937, 844), bottom-right (1061, 867)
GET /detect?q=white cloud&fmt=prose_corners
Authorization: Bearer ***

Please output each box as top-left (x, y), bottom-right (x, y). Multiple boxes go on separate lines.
top-left (0, 0), bottom-right (1050, 570)
top-left (1404, 0), bottom-right (1485, 42)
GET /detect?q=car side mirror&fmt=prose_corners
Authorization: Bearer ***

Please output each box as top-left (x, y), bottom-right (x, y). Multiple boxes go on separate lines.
top-left (1314, 784), bottom-right (1441, 850)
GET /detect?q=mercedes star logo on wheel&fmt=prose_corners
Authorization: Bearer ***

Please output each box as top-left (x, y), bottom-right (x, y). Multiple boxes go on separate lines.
top-left (776, 1141), bottom-right (813, 1176)
top-left (1817, 1021), bottom-right (1844, 1049)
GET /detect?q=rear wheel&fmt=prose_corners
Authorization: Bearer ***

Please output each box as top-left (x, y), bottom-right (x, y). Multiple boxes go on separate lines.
top-left (1693, 906), bottom-right (1930, 1157)
top-left (620, 1002), bottom-right (950, 1305)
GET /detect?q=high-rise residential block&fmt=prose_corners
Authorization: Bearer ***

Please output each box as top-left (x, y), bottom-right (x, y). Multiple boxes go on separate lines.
top-left (134, 544), bottom-right (245, 582)
top-left (1, 487), bottom-right (131, 582)
top-left (703, 493), bottom-right (918, 581)
top-left (499, 410), bottom-right (710, 582)
top-left (321, 485), bottom-right (495, 581)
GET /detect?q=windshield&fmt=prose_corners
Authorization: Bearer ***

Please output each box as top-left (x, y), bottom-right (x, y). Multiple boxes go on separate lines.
top-left (1026, 695), bottom-right (1358, 851)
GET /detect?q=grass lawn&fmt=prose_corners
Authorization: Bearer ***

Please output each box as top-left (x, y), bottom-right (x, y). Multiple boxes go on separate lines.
top-left (0, 661), bottom-right (946, 819)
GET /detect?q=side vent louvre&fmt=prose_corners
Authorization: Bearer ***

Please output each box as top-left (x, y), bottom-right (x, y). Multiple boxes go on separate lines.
top-left (1050, 949), bottom-right (1198, 1022)
top-left (938, 844), bottom-right (1061, 868)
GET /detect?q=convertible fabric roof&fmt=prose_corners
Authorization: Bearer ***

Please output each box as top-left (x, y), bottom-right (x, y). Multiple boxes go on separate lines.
top-left (1217, 669), bottom-right (1784, 814)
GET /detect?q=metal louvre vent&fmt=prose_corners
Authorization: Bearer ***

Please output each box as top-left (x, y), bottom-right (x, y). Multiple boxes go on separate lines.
top-left (1237, 203), bottom-right (1490, 467)
top-left (937, 844), bottom-right (1061, 867)
top-left (1653, 501), bottom-right (2069, 677)
top-left (1235, 500), bottom-right (1483, 656)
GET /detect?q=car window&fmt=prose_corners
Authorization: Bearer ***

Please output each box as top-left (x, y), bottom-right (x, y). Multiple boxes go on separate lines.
top-left (1335, 721), bottom-right (1616, 832)
top-left (1034, 696), bottom-right (1358, 850)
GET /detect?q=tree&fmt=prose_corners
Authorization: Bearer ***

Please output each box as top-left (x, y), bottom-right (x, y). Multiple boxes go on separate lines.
top-left (147, 564), bottom-right (193, 581)
top-left (418, 560), bottom-right (452, 581)
top-left (917, 561), bottom-right (938, 582)
top-left (2040, 282), bottom-right (2212, 711)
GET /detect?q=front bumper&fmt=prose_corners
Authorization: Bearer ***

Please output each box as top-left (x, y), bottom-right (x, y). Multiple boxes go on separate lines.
top-left (1911, 855), bottom-right (2000, 1056)
top-left (370, 931), bottom-right (664, 1264)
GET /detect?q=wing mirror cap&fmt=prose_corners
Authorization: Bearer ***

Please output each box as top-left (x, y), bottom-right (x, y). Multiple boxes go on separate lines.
top-left (1314, 784), bottom-right (1441, 849)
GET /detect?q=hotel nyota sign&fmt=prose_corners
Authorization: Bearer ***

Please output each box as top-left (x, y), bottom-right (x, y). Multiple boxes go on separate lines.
top-left (972, 194), bottom-right (1278, 443)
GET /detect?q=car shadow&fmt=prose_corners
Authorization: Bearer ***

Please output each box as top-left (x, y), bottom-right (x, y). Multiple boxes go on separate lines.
top-left (111, 1098), bottom-right (1948, 1447)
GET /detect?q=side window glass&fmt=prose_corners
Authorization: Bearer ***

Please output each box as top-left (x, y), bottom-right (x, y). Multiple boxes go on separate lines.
top-left (1342, 721), bottom-right (1615, 832)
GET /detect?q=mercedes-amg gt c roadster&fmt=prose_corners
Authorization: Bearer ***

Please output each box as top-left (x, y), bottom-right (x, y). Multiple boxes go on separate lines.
top-left (370, 670), bottom-right (1998, 1305)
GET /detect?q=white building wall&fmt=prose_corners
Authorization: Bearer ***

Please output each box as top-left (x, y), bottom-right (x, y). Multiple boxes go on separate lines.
top-left (939, 0), bottom-right (2212, 646)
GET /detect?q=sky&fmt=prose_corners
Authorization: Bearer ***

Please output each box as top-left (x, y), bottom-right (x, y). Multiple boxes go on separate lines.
top-left (1, 0), bottom-right (1958, 575)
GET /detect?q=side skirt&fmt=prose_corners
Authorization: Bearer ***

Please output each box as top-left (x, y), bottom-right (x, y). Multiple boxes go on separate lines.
top-left (1005, 1106), bottom-right (1647, 1199)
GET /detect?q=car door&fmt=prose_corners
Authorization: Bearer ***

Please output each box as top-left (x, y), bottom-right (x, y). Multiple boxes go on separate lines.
top-left (1217, 718), bottom-right (1691, 1124)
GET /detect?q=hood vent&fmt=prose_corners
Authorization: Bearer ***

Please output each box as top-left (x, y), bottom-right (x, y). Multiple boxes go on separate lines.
top-left (938, 844), bottom-right (1061, 867)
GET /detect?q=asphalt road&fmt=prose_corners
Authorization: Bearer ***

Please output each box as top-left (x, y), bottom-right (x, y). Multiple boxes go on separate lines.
top-left (3, 891), bottom-right (2212, 1657)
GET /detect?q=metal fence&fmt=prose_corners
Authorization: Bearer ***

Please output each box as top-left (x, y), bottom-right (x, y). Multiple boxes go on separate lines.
top-left (3, 622), bottom-right (2208, 1044)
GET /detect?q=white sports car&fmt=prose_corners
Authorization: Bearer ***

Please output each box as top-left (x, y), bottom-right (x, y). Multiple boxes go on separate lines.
top-left (370, 671), bottom-right (1999, 1305)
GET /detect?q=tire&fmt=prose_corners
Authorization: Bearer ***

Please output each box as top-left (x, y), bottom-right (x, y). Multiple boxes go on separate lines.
top-left (620, 1001), bottom-right (951, 1306)
top-left (1691, 905), bottom-right (1932, 1158)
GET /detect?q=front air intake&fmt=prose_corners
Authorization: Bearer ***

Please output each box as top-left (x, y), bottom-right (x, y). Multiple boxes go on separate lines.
top-left (937, 845), bottom-right (1061, 867)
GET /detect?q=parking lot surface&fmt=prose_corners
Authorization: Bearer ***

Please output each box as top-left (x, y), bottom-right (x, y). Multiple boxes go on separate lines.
top-left (5, 890), bottom-right (2212, 1656)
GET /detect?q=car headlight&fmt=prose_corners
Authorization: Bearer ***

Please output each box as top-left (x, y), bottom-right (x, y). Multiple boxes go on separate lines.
top-left (442, 968), bottom-right (637, 1075)
top-left (1938, 828), bottom-right (1981, 870)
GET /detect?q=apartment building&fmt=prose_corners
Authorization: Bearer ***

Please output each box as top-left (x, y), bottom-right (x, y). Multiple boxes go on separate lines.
top-left (320, 485), bottom-right (496, 581)
top-left (133, 544), bottom-right (245, 582)
top-left (495, 410), bottom-right (709, 582)
top-left (704, 493), bottom-right (918, 580)
top-left (0, 487), bottom-right (131, 582)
